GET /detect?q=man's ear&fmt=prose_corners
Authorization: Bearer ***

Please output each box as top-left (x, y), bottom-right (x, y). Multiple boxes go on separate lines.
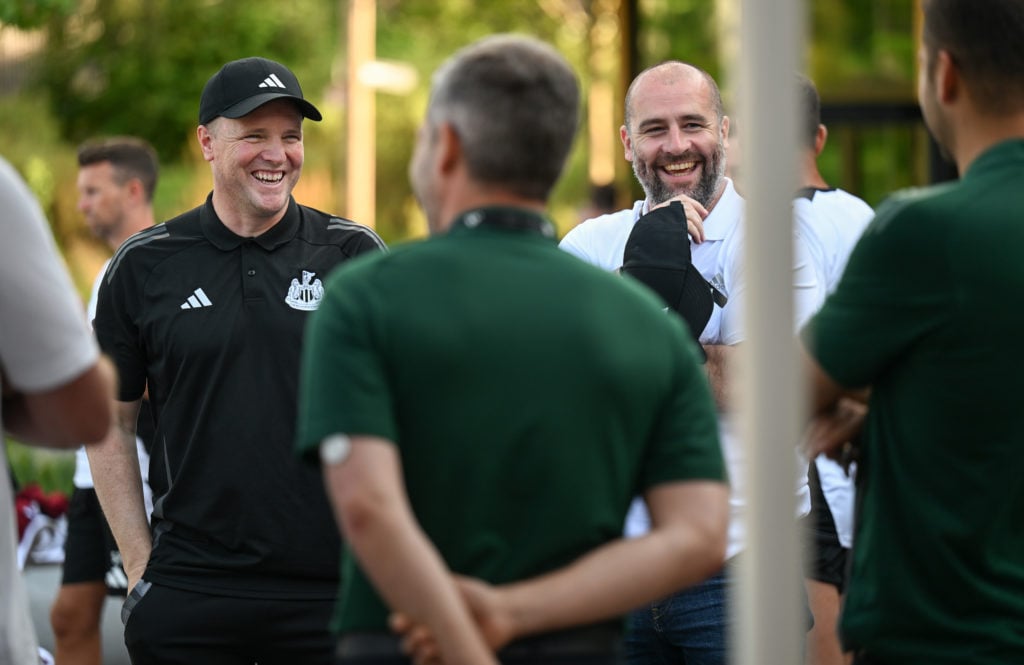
top-left (437, 122), bottom-right (462, 175)
top-left (935, 49), bottom-right (960, 105)
top-left (197, 125), bottom-right (215, 162)
top-left (620, 125), bottom-right (634, 162)
top-left (126, 178), bottom-right (146, 204)
top-left (814, 124), bottom-right (828, 157)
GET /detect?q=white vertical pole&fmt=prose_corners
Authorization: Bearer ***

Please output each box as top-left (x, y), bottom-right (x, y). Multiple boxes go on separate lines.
top-left (733, 0), bottom-right (806, 663)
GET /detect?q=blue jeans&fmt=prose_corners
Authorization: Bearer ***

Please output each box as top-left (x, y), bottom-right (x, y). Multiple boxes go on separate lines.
top-left (624, 569), bottom-right (728, 665)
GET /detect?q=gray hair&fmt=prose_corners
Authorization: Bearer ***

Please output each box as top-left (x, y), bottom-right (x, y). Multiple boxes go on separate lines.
top-left (426, 34), bottom-right (580, 201)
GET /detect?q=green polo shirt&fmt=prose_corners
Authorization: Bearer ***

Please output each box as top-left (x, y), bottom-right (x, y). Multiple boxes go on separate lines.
top-left (297, 206), bottom-right (726, 633)
top-left (803, 140), bottom-right (1024, 663)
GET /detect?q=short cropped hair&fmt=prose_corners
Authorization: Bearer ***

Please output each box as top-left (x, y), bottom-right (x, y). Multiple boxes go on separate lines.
top-left (623, 61), bottom-right (724, 130)
top-left (797, 74), bottom-right (822, 149)
top-left (77, 137), bottom-right (159, 202)
top-left (426, 34), bottom-right (580, 202)
top-left (922, 0), bottom-right (1024, 114)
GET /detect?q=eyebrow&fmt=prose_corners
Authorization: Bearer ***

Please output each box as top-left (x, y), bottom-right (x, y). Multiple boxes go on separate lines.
top-left (636, 113), bottom-right (709, 132)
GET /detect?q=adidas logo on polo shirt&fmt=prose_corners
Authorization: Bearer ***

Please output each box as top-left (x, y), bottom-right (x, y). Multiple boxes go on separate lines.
top-left (180, 288), bottom-right (213, 310)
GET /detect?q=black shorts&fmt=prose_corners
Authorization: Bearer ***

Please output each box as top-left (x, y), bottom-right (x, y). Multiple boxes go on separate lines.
top-left (61, 487), bottom-right (129, 595)
top-left (802, 462), bottom-right (850, 594)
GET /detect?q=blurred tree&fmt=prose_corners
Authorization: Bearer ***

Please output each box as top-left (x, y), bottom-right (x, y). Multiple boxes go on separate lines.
top-left (36, 0), bottom-right (337, 165)
top-left (0, 0), bottom-right (75, 29)
top-left (637, 0), bottom-right (719, 77)
top-left (630, 0), bottom-right (921, 207)
top-left (372, 0), bottom-right (598, 240)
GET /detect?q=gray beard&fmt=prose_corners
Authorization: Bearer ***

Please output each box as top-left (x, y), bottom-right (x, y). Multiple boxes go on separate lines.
top-left (637, 143), bottom-right (726, 209)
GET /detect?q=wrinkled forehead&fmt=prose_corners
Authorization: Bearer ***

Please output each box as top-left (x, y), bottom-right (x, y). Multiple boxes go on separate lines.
top-left (628, 73), bottom-right (717, 128)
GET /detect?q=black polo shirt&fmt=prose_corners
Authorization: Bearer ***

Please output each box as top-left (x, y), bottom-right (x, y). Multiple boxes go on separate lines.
top-left (95, 194), bottom-right (385, 599)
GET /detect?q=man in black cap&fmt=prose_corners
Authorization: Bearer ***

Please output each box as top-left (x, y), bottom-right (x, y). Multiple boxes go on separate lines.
top-left (87, 56), bottom-right (385, 665)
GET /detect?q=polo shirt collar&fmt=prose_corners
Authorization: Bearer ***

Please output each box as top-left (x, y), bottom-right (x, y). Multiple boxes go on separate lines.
top-left (637, 177), bottom-right (743, 242)
top-left (199, 193), bottom-right (301, 251)
top-left (963, 138), bottom-right (1024, 181)
top-left (447, 206), bottom-right (557, 240)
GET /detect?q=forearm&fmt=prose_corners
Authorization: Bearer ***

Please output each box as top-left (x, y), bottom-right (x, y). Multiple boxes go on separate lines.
top-left (703, 343), bottom-right (736, 411)
top-left (498, 481), bottom-right (729, 639)
top-left (86, 400), bottom-right (151, 586)
top-left (3, 356), bottom-right (116, 447)
top-left (325, 442), bottom-right (497, 665)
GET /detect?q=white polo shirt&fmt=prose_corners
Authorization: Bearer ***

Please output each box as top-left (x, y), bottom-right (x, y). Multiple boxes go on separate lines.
top-left (794, 187), bottom-right (874, 548)
top-left (561, 179), bottom-right (822, 559)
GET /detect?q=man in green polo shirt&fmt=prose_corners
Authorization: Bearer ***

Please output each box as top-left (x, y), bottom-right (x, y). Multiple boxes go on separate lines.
top-left (296, 34), bottom-right (729, 665)
top-left (801, 1), bottom-right (1024, 663)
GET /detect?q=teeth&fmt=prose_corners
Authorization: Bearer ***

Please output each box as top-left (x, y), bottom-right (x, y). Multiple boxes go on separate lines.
top-left (664, 161), bottom-right (697, 174)
top-left (254, 171), bottom-right (283, 184)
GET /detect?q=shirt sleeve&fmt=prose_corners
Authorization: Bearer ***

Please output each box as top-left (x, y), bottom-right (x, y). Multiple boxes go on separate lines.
top-left (93, 253), bottom-right (147, 402)
top-left (639, 319), bottom-right (727, 487)
top-left (802, 196), bottom-right (953, 388)
top-left (0, 159), bottom-right (98, 393)
top-left (792, 229), bottom-right (827, 329)
top-left (296, 258), bottom-right (396, 461)
top-left (559, 223), bottom-right (600, 265)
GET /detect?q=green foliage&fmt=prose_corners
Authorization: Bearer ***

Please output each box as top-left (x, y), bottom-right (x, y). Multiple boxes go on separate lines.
top-left (0, 92), bottom-right (81, 260)
top-left (1, 0), bottom-right (939, 492)
top-left (373, 0), bottom-right (595, 239)
top-left (638, 0), bottom-right (719, 77)
top-left (0, 0), bottom-right (75, 29)
top-left (5, 440), bottom-right (75, 495)
top-left (810, 0), bottom-right (915, 94)
top-left (36, 0), bottom-right (338, 165)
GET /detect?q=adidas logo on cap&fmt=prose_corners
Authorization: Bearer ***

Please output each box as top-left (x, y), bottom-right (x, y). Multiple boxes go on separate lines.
top-left (259, 74), bottom-right (286, 89)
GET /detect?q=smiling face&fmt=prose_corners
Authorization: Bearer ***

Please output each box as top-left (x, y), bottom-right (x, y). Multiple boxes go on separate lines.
top-left (622, 64), bottom-right (728, 209)
top-left (199, 99), bottom-right (304, 232)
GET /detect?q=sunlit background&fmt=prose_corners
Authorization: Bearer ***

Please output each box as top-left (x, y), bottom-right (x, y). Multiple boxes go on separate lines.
top-left (2, 0), bottom-right (935, 487)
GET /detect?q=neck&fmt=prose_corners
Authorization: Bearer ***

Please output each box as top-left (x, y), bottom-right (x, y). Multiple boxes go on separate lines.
top-left (435, 187), bottom-right (547, 234)
top-left (707, 184), bottom-right (725, 211)
top-left (800, 154), bottom-right (830, 189)
top-left (108, 210), bottom-right (156, 250)
top-left (211, 191), bottom-right (287, 238)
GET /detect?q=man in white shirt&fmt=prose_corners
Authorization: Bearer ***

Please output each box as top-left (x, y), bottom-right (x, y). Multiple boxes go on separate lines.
top-left (50, 137), bottom-right (159, 665)
top-left (560, 61), bottom-right (823, 664)
top-left (792, 75), bottom-right (873, 665)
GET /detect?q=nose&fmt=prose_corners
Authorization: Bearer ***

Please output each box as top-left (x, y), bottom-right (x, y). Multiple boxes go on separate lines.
top-left (666, 125), bottom-right (688, 154)
top-left (260, 137), bottom-right (288, 162)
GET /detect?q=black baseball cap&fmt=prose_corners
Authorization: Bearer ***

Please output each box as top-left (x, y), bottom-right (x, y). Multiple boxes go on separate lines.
top-left (198, 57), bottom-right (323, 125)
top-left (621, 202), bottom-right (727, 360)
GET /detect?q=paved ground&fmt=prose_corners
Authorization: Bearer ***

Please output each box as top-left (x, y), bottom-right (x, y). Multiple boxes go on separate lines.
top-left (23, 564), bottom-right (132, 665)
